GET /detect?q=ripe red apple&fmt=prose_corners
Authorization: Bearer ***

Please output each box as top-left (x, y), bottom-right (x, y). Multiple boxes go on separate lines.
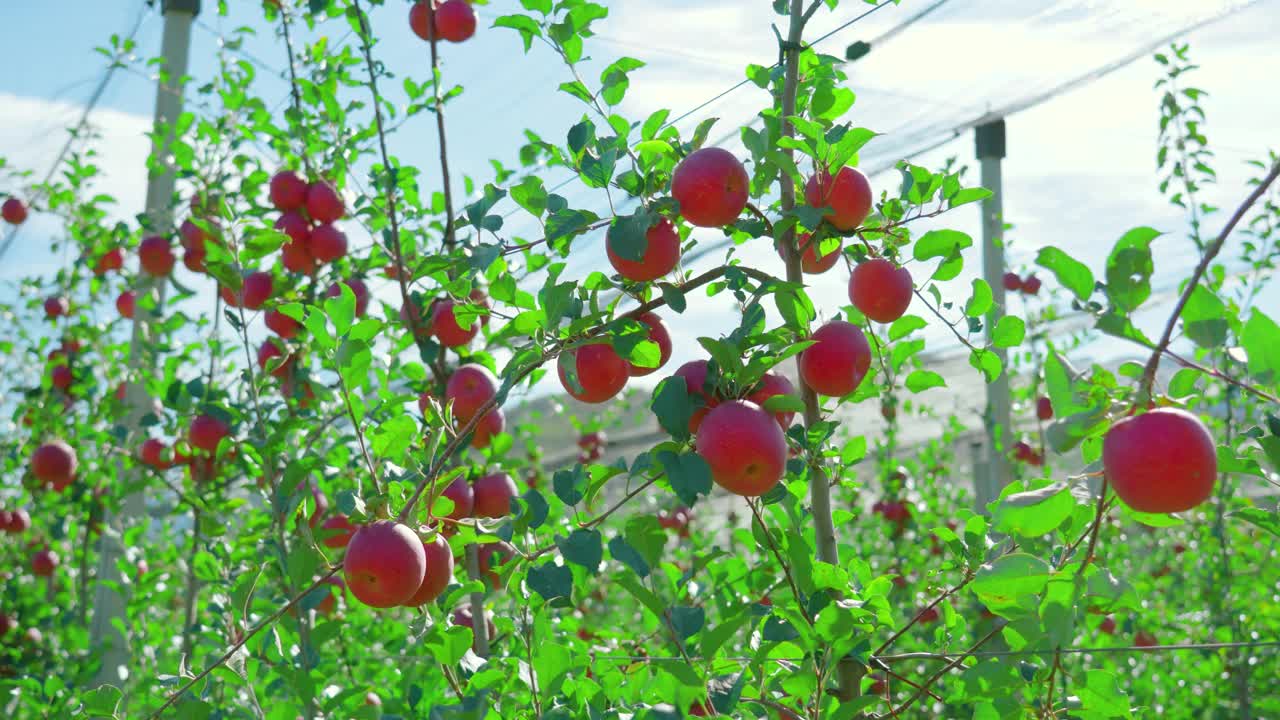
top-left (274, 210), bottom-right (312, 245)
top-left (445, 363), bottom-right (498, 420)
top-left (188, 414), bottom-right (231, 454)
top-left (607, 217), bottom-right (681, 282)
top-left (1099, 616), bottom-right (1117, 635)
top-left (0, 613), bottom-right (13, 637)
top-left (430, 299), bottom-right (479, 347)
top-left (797, 320), bottom-right (872, 397)
top-left (316, 576), bottom-right (343, 615)
top-left (44, 296), bottom-right (69, 319)
top-left (265, 309), bottom-right (301, 339)
top-left (917, 607), bottom-right (940, 624)
top-left (747, 372), bottom-right (798, 430)
top-left (848, 259), bottom-right (913, 323)
top-left (326, 278), bottom-right (370, 317)
top-left (180, 218), bottom-right (217, 250)
top-left (32, 549), bottom-right (58, 577)
top-left (139, 438), bottom-right (171, 469)
top-left (578, 431), bottom-right (607, 452)
top-left (671, 147), bottom-right (750, 227)
top-left (784, 233), bottom-right (844, 275)
top-left (2, 197), bottom-right (28, 224)
top-left (138, 235), bottom-right (176, 276)
top-left (469, 408), bottom-right (505, 449)
top-left (1103, 408), bottom-right (1217, 513)
top-left (476, 540), bottom-right (515, 588)
top-left (6, 509), bottom-right (31, 534)
top-left (115, 291), bottom-right (136, 319)
top-left (411, 0), bottom-right (478, 43)
top-left (50, 364), bottom-right (74, 392)
top-left (1134, 630), bottom-right (1158, 647)
top-left (472, 473), bottom-right (518, 519)
top-left (440, 475), bottom-right (475, 522)
top-left (673, 359), bottom-right (720, 432)
top-left (1001, 272), bottom-right (1022, 292)
top-left (183, 246), bottom-right (207, 274)
top-left (409, 1), bottom-right (434, 40)
top-left (309, 223), bottom-right (348, 264)
top-left (559, 342), bottom-right (628, 404)
top-left (404, 534), bottom-right (454, 606)
top-left (257, 339), bottom-right (293, 379)
top-left (242, 271), bottom-right (274, 310)
top-left (94, 248), bottom-right (125, 275)
top-left (628, 312), bottom-right (673, 377)
top-left (1022, 274), bottom-right (1042, 295)
top-left (695, 400), bottom-right (787, 496)
top-left (453, 605), bottom-right (497, 648)
top-left (320, 514), bottom-right (357, 549)
top-left (280, 240), bottom-right (316, 274)
top-left (31, 441), bottom-right (76, 488)
top-left (1013, 441), bottom-right (1044, 467)
top-left (805, 166), bottom-right (872, 231)
top-left (343, 521), bottom-right (427, 608)
top-left (1036, 396), bottom-right (1053, 421)
top-left (269, 170), bottom-right (308, 211)
top-left (305, 181), bottom-right (344, 224)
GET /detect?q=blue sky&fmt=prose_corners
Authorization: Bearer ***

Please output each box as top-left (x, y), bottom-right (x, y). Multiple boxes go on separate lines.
top-left (2, 0), bottom-right (1278, 406)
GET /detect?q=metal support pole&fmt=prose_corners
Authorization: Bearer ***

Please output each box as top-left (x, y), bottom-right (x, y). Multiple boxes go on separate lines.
top-left (90, 0), bottom-right (199, 689)
top-left (975, 119), bottom-right (1010, 512)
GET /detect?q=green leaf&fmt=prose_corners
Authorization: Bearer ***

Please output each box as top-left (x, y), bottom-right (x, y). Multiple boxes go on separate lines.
top-left (1241, 310), bottom-right (1280, 384)
top-left (965, 279), bottom-right (993, 318)
top-left (1104, 226), bottom-right (1161, 312)
top-left (913, 229), bottom-right (972, 281)
top-left (669, 606), bottom-right (705, 639)
top-left (992, 482), bottom-right (1076, 537)
top-left (969, 347), bottom-right (1002, 383)
top-left (904, 370), bottom-right (945, 393)
top-left (992, 316), bottom-right (1025, 348)
top-left (971, 553), bottom-right (1052, 614)
top-left (493, 14), bottom-right (543, 52)
top-left (369, 414), bottom-right (417, 463)
top-left (1231, 507), bottom-right (1280, 538)
top-left (558, 80), bottom-right (594, 104)
top-left (527, 563), bottom-right (573, 603)
top-left (658, 450), bottom-right (713, 506)
top-left (1078, 669), bottom-right (1131, 717)
top-left (609, 535), bottom-right (651, 577)
top-left (81, 685), bottom-right (123, 717)
top-left (775, 289), bottom-right (815, 329)
top-left (557, 529), bottom-right (604, 571)
top-left (651, 377), bottom-right (695, 440)
top-left (606, 208), bottom-right (656, 263)
top-left (889, 314), bottom-right (926, 341)
top-left (553, 465), bottom-right (587, 505)
top-left (1035, 246), bottom-right (1095, 301)
top-left (1180, 284), bottom-right (1229, 348)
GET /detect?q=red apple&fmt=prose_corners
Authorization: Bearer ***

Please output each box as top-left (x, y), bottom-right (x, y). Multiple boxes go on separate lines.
top-left (50, 364), bottom-right (74, 392)
top-left (138, 235), bottom-right (176, 276)
top-left (695, 400), bottom-right (787, 496)
top-left (453, 605), bottom-right (497, 648)
top-left (440, 476), bottom-right (474, 522)
top-left (409, 1), bottom-right (433, 41)
top-left (1099, 616), bottom-right (1117, 635)
top-left (848, 259), bottom-right (912, 323)
top-left (559, 342), bottom-right (628, 404)
top-left (404, 534), bottom-right (455, 606)
top-left (275, 210), bottom-right (312, 245)
top-left (776, 233), bottom-right (842, 274)
top-left (32, 549), bottom-right (58, 577)
top-left (326, 278), bottom-right (370, 317)
top-left (1103, 408), bottom-right (1216, 513)
top-left (94, 248), bottom-right (125, 275)
top-left (280, 240), bottom-right (315, 274)
top-left (430, 299), bottom-right (479, 348)
top-left (1001, 272), bottom-right (1022, 292)
top-left (31, 441), bottom-right (76, 488)
top-left (44, 296), bottom-right (69, 319)
top-left (309, 223), bottom-right (347, 263)
top-left (805, 166), bottom-right (872, 231)
top-left (269, 170), bottom-right (308, 211)
top-left (628, 312), bottom-right (673, 377)
top-left (305, 181), bottom-right (344, 224)
top-left (797, 320), bottom-right (871, 397)
top-left (138, 438), bottom-right (171, 469)
top-left (242, 271), bottom-right (274, 310)
top-left (578, 431), bottom-right (607, 452)
top-left (183, 246), bottom-right (207, 274)
top-left (671, 147), bottom-right (750, 227)
top-left (607, 217), bottom-right (681, 282)
top-left (257, 339), bottom-right (293, 379)
top-left (2, 197), bottom-right (28, 225)
top-left (1036, 396), bottom-right (1053, 421)
top-left (1022, 274), bottom-right (1042, 295)
top-left (6, 509), bottom-right (30, 534)
top-left (445, 363), bottom-right (498, 420)
top-left (1134, 630), bottom-right (1158, 648)
top-left (468, 409), bottom-right (505, 449)
top-left (343, 521), bottom-right (427, 608)
top-left (265, 309), bottom-right (301, 339)
top-left (917, 607), bottom-right (940, 624)
top-left (473, 472), bottom-right (518, 519)
top-left (0, 614), bottom-right (13, 637)
top-left (747, 372), bottom-right (798, 429)
top-left (188, 414), bottom-right (231, 454)
top-left (179, 218), bottom-right (217, 251)
top-left (673, 359), bottom-right (720, 432)
top-left (476, 541), bottom-right (515, 589)
top-left (115, 291), bottom-right (136, 319)
top-left (320, 514), bottom-right (357, 549)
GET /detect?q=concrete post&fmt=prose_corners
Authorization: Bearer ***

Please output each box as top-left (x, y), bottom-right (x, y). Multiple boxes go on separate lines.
top-left (975, 119), bottom-right (1011, 512)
